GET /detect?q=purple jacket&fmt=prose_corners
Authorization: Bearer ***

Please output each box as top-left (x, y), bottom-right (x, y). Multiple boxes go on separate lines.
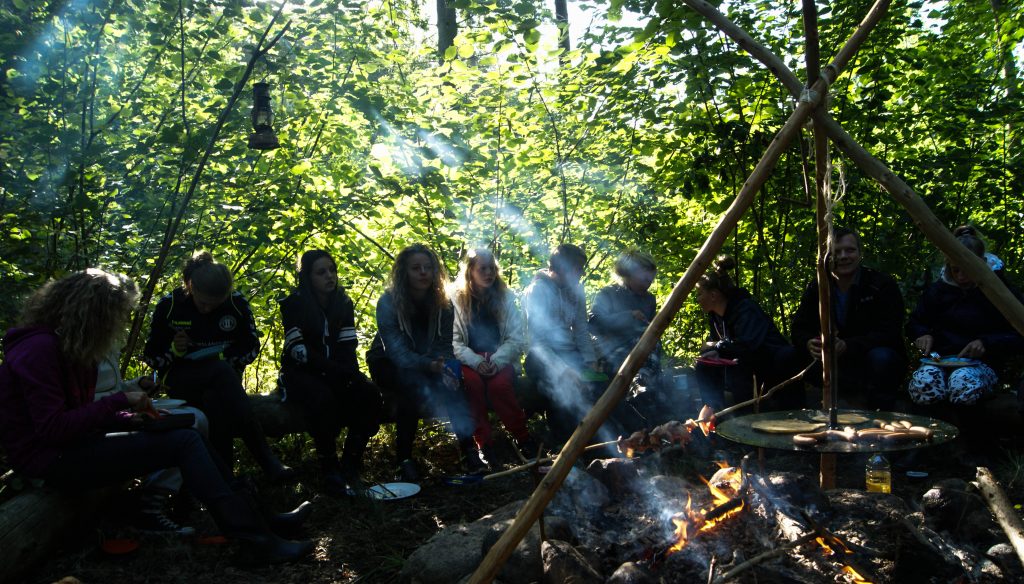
top-left (0, 326), bottom-right (130, 476)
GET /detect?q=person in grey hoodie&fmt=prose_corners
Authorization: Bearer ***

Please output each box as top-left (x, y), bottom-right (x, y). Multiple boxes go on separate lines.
top-left (523, 244), bottom-right (600, 444)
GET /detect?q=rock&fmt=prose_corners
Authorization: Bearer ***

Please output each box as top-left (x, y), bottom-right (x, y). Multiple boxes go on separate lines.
top-left (606, 561), bottom-right (658, 584)
top-left (544, 515), bottom-right (576, 544)
top-left (481, 519), bottom-right (544, 584)
top-left (921, 478), bottom-right (988, 532)
top-left (540, 539), bottom-right (603, 584)
top-left (402, 500), bottom-right (542, 584)
top-left (985, 543), bottom-right (1024, 582)
top-left (551, 467), bottom-right (610, 520)
top-left (585, 458), bottom-right (639, 498)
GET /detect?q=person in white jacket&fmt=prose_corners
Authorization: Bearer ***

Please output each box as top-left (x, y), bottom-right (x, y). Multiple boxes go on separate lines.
top-left (452, 249), bottom-right (537, 465)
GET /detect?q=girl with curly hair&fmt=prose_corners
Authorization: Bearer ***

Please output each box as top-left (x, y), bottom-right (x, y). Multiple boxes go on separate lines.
top-left (368, 244), bottom-right (478, 480)
top-left (0, 270), bottom-right (312, 563)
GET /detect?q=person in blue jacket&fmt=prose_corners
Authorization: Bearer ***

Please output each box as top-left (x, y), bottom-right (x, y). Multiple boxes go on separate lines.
top-left (367, 244), bottom-right (478, 481)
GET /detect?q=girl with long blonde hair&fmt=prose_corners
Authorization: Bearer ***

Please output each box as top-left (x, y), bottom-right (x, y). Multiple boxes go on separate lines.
top-left (452, 248), bottom-right (534, 465)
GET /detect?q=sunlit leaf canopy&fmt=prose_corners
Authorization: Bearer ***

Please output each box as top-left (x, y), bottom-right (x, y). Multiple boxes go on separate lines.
top-left (1, 0), bottom-right (1021, 387)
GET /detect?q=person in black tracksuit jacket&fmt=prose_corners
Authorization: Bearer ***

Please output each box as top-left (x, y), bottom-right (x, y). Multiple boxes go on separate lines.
top-left (278, 250), bottom-right (382, 494)
top-left (143, 251), bottom-right (294, 481)
top-left (790, 228), bottom-right (907, 409)
top-left (694, 255), bottom-right (804, 411)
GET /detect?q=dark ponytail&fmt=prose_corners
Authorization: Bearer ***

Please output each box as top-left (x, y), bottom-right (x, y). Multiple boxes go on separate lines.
top-left (182, 251), bottom-right (232, 297)
top-left (698, 254), bottom-right (737, 294)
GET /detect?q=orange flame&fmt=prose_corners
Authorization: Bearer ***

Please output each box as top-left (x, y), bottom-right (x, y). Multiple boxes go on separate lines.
top-left (668, 465), bottom-right (744, 553)
top-left (842, 565), bottom-right (873, 583)
top-left (813, 534), bottom-right (872, 583)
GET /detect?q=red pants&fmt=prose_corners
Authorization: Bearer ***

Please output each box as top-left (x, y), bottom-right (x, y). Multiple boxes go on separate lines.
top-left (462, 364), bottom-right (528, 447)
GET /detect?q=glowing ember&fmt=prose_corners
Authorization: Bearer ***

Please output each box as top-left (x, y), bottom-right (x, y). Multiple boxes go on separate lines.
top-left (812, 533), bottom-right (872, 583)
top-left (842, 565), bottom-right (873, 583)
top-left (667, 464), bottom-right (745, 553)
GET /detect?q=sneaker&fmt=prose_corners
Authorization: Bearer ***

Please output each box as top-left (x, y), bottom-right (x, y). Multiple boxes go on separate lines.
top-left (463, 448), bottom-right (488, 475)
top-left (134, 509), bottom-right (196, 537)
top-left (397, 458), bottom-right (421, 483)
top-left (480, 445), bottom-right (500, 468)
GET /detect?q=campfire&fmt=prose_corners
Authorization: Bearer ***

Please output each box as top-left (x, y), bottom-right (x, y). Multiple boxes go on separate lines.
top-left (667, 462), bottom-right (745, 554)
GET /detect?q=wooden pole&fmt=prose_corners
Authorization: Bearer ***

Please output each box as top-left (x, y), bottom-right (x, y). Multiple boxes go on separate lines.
top-left (801, 0), bottom-right (838, 490)
top-left (468, 18), bottom-right (884, 579)
top-left (974, 467), bottom-right (1024, 568)
top-left (683, 0), bottom-right (1024, 337)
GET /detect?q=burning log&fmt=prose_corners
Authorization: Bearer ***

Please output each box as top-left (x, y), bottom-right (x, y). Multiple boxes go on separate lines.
top-left (667, 465), bottom-right (749, 554)
top-left (800, 511), bottom-right (878, 583)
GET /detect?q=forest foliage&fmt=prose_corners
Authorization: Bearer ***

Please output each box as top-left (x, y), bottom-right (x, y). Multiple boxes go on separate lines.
top-left (1, 0), bottom-right (1021, 390)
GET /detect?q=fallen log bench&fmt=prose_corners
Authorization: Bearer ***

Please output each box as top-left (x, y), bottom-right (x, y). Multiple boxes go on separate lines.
top-left (0, 473), bottom-right (116, 584)
top-left (249, 392), bottom-right (307, 438)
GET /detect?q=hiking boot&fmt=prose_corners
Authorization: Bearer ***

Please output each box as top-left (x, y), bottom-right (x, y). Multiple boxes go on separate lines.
top-left (459, 438), bottom-right (488, 475)
top-left (134, 508), bottom-right (196, 537)
top-left (464, 449), bottom-right (488, 474)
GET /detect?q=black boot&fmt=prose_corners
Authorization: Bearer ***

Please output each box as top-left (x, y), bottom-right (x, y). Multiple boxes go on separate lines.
top-left (247, 438), bottom-right (298, 483)
top-left (320, 456), bottom-right (349, 497)
top-left (209, 494), bottom-right (313, 565)
top-left (266, 500), bottom-right (313, 539)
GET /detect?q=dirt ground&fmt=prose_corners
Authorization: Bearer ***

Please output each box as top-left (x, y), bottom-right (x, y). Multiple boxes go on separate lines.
top-left (14, 411), bottom-right (1023, 584)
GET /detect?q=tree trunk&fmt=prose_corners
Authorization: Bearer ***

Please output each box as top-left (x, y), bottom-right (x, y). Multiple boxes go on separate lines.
top-left (437, 0), bottom-right (457, 61)
top-left (554, 0), bottom-right (571, 55)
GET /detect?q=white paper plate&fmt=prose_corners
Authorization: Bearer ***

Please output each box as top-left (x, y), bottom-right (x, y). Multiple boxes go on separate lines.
top-left (152, 398), bottom-right (187, 409)
top-left (366, 482), bottom-right (420, 500)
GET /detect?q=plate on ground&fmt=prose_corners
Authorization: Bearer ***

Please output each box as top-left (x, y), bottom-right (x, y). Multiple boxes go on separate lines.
top-left (919, 356), bottom-right (982, 368)
top-left (367, 482), bottom-right (421, 500)
top-left (152, 398), bottom-right (187, 409)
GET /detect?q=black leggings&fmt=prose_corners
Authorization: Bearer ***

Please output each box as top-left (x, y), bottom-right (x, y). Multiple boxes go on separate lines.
top-left (44, 429), bottom-right (234, 504)
top-left (369, 361), bottom-right (473, 461)
top-left (163, 359), bottom-right (266, 469)
top-left (282, 367), bottom-right (382, 470)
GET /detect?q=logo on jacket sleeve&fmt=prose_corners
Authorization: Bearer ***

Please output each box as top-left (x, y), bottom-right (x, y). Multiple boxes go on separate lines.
top-left (219, 315), bottom-right (238, 332)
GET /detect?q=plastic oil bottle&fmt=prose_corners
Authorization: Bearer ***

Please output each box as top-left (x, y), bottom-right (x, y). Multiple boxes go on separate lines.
top-left (865, 453), bottom-right (892, 493)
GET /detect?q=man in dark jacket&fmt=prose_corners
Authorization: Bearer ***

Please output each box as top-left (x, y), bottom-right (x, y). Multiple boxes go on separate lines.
top-left (791, 228), bottom-right (908, 409)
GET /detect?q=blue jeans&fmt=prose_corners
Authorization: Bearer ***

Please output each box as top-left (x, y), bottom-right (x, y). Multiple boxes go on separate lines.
top-left (43, 428), bottom-right (234, 505)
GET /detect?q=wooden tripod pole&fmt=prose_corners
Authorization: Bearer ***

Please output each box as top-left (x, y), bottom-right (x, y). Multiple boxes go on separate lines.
top-left (685, 0), bottom-right (1024, 337)
top-left (801, 0), bottom-right (838, 489)
top-left (468, 17), bottom-right (883, 579)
